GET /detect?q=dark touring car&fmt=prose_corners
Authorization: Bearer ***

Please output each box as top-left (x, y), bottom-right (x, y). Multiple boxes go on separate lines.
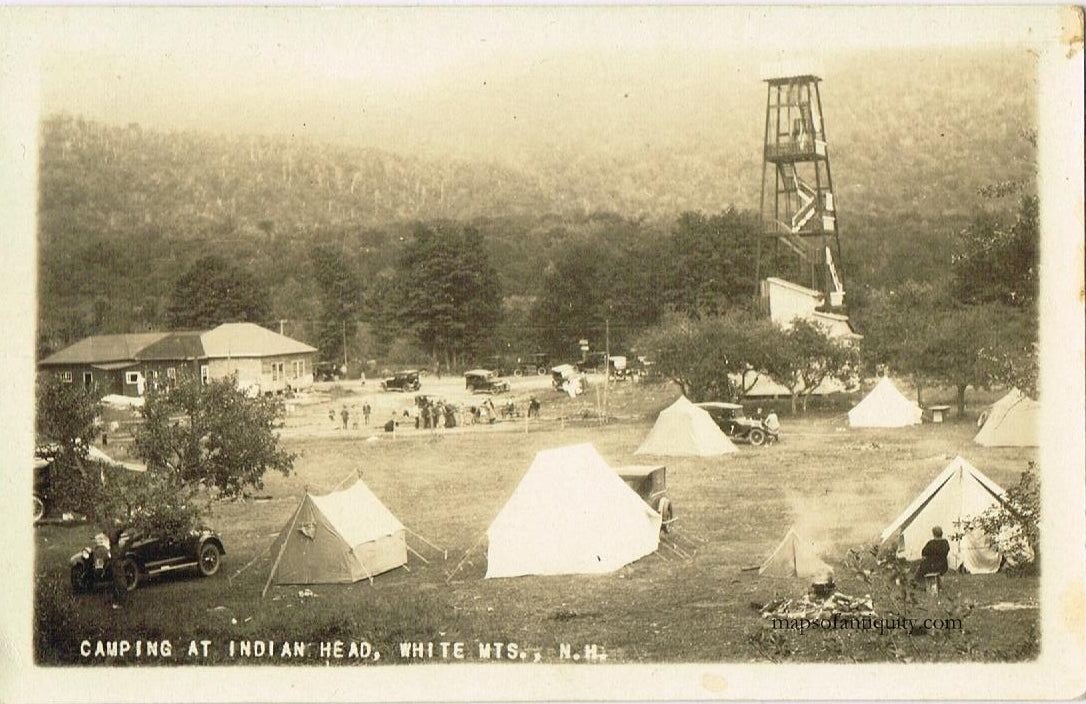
top-left (71, 526), bottom-right (225, 592)
top-left (615, 464), bottom-right (675, 532)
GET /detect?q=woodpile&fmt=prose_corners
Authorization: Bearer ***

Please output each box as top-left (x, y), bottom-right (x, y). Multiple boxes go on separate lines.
top-left (760, 591), bottom-right (877, 621)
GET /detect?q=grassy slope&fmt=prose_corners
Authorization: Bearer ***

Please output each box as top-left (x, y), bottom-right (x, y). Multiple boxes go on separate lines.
top-left (35, 383), bottom-right (1040, 665)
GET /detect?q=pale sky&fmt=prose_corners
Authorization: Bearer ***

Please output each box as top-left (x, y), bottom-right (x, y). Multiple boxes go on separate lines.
top-left (19, 6), bottom-right (1060, 160)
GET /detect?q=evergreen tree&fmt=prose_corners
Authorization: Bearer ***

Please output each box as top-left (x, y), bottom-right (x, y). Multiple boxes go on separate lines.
top-left (166, 255), bottom-right (270, 330)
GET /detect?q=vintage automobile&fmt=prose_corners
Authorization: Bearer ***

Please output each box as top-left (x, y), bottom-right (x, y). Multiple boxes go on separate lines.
top-left (477, 356), bottom-right (511, 377)
top-left (380, 370), bottom-right (422, 392)
top-left (695, 401), bottom-right (780, 446)
top-left (33, 456), bottom-right (52, 523)
top-left (614, 464), bottom-right (675, 533)
top-left (70, 526), bottom-right (225, 593)
top-left (576, 352), bottom-right (608, 374)
top-left (513, 353), bottom-right (550, 376)
top-left (464, 369), bottom-right (510, 394)
top-left (313, 361), bottom-right (345, 382)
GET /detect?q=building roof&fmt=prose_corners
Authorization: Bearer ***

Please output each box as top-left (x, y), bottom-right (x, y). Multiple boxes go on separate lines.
top-left (40, 324), bottom-right (316, 368)
top-left (136, 331), bottom-right (206, 361)
top-left (40, 333), bottom-right (170, 366)
top-left (200, 323), bottom-right (317, 358)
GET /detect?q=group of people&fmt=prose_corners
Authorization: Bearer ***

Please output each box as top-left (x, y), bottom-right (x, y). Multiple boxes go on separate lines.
top-left (329, 403), bottom-right (373, 430)
top-left (415, 396), bottom-right (458, 430)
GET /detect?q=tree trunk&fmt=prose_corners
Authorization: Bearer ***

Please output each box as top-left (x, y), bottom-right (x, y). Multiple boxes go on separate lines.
top-left (914, 376), bottom-right (924, 407)
top-left (956, 384), bottom-right (968, 418)
top-left (790, 392), bottom-right (798, 414)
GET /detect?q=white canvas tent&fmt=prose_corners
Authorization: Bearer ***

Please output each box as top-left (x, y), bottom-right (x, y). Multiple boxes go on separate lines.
top-left (974, 389), bottom-right (1040, 447)
top-left (267, 479), bottom-right (406, 585)
top-left (486, 443), bottom-right (661, 578)
top-left (635, 396), bottom-right (738, 456)
top-left (879, 457), bottom-right (1010, 574)
top-left (848, 377), bottom-right (922, 428)
top-left (759, 528), bottom-right (834, 579)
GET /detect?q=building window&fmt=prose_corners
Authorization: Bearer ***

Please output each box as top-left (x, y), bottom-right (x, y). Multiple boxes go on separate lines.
top-left (60, 371), bottom-right (73, 383)
top-left (82, 372), bottom-right (93, 388)
top-left (166, 367), bottom-right (176, 380)
top-left (200, 365), bottom-right (210, 385)
top-left (125, 371), bottom-right (141, 385)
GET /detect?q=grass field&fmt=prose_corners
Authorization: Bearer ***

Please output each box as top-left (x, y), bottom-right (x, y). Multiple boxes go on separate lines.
top-left (35, 380), bottom-right (1040, 665)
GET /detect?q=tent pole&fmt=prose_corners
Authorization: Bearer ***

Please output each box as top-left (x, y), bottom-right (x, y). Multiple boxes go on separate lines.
top-left (406, 528), bottom-right (446, 558)
top-left (332, 470), bottom-right (356, 492)
top-left (446, 534), bottom-right (486, 583)
top-left (407, 545), bottom-right (430, 564)
top-left (356, 556), bottom-right (374, 586)
top-left (261, 495), bottom-right (306, 599)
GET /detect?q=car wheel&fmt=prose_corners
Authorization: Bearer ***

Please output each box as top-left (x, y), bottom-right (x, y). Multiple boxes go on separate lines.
top-left (536, 366), bottom-right (547, 376)
top-left (198, 543), bottom-right (222, 577)
top-left (513, 368), bottom-right (523, 377)
top-left (119, 557), bottom-right (140, 591)
top-left (70, 564), bottom-right (88, 593)
top-left (748, 428), bottom-right (767, 446)
top-left (658, 498), bottom-right (674, 533)
top-left (32, 496), bottom-right (44, 523)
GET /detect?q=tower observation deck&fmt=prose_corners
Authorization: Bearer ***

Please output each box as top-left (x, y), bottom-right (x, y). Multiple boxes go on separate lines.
top-left (756, 74), bottom-right (845, 308)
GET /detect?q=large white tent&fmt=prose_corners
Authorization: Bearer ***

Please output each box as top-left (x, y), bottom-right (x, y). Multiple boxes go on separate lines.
top-left (268, 479), bottom-right (407, 585)
top-left (486, 443), bottom-right (661, 578)
top-left (635, 396), bottom-right (738, 456)
top-left (879, 457), bottom-right (1011, 574)
top-left (974, 389), bottom-right (1040, 447)
top-left (848, 377), bottom-right (922, 428)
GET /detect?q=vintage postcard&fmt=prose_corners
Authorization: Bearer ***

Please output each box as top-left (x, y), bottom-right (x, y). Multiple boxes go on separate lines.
top-left (0, 5), bottom-right (1083, 702)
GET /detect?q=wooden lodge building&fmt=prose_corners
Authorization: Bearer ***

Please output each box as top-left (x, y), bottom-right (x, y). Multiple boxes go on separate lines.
top-left (39, 322), bottom-right (317, 398)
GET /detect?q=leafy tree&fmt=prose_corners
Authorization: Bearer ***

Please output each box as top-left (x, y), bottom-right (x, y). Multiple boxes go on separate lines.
top-left (858, 284), bottom-right (1036, 415)
top-left (35, 377), bottom-right (109, 522)
top-left (923, 304), bottom-right (1034, 416)
top-left (952, 195), bottom-right (1039, 308)
top-left (128, 374), bottom-right (294, 535)
top-left (763, 318), bottom-right (859, 413)
top-left (166, 255), bottom-right (271, 329)
top-left (530, 228), bottom-right (666, 359)
top-left (663, 209), bottom-right (762, 317)
top-left (531, 241), bottom-right (610, 358)
top-left (959, 464), bottom-right (1039, 573)
top-left (636, 310), bottom-right (777, 402)
top-left (852, 281), bottom-right (941, 404)
top-left (311, 245), bottom-right (363, 365)
top-left (395, 223), bottom-right (503, 367)
top-left (362, 268), bottom-right (404, 358)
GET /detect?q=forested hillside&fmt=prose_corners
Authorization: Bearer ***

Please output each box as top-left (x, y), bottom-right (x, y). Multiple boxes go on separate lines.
top-left (37, 48), bottom-right (1036, 358)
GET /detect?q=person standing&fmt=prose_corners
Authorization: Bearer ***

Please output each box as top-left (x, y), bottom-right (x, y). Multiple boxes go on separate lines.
top-left (341, 406), bottom-right (349, 430)
top-left (362, 403), bottom-right (371, 425)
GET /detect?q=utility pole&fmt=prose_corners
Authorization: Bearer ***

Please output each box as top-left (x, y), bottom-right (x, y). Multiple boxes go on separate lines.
top-left (604, 316), bottom-right (610, 424)
top-left (342, 321), bottom-right (349, 373)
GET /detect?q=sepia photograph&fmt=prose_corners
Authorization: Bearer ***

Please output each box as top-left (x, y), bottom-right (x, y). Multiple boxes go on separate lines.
top-left (0, 4), bottom-right (1083, 701)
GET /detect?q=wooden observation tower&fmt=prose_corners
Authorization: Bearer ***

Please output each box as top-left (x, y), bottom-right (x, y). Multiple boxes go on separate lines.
top-left (756, 73), bottom-right (845, 307)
